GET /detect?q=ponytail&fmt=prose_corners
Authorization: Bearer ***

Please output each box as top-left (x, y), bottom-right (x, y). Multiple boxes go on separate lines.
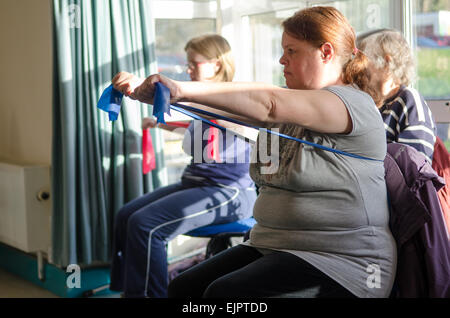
top-left (342, 50), bottom-right (383, 107)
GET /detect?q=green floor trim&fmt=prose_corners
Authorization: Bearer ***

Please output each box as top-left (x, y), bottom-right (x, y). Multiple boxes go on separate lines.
top-left (0, 242), bottom-right (119, 298)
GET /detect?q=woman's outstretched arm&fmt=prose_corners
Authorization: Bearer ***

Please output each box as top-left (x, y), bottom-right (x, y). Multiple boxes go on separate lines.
top-left (113, 72), bottom-right (352, 134)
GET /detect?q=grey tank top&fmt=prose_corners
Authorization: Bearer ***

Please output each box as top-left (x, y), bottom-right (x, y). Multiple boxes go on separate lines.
top-left (243, 85), bottom-right (397, 298)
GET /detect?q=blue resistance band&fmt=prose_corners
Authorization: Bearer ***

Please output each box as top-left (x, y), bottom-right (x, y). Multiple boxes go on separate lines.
top-left (154, 83), bottom-right (382, 162)
top-left (97, 82), bottom-right (382, 162)
top-left (97, 84), bottom-right (123, 121)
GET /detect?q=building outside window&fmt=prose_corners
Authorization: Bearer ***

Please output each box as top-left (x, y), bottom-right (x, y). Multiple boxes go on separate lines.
top-left (413, 0), bottom-right (450, 150)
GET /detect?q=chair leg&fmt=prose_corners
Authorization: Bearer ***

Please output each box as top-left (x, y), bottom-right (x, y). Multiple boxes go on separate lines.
top-left (205, 235), bottom-right (237, 259)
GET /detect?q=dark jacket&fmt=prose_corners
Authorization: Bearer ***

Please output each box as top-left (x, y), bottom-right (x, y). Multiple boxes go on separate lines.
top-left (385, 143), bottom-right (450, 298)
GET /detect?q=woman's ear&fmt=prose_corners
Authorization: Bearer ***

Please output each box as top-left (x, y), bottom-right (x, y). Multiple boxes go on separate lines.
top-left (320, 42), bottom-right (335, 63)
top-left (384, 54), bottom-right (392, 64)
top-left (214, 60), bottom-right (221, 74)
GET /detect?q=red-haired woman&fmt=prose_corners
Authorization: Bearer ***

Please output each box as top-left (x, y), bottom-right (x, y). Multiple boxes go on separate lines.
top-left (113, 6), bottom-right (396, 298)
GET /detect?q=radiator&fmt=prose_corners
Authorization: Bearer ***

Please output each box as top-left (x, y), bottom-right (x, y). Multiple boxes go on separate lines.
top-left (0, 162), bottom-right (52, 255)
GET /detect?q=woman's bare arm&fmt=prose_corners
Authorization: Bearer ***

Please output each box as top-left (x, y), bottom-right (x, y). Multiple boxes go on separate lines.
top-left (114, 72), bottom-right (352, 134)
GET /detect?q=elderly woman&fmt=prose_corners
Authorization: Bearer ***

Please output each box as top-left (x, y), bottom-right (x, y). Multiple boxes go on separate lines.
top-left (113, 6), bottom-right (397, 298)
top-left (357, 29), bottom-right (437, 162)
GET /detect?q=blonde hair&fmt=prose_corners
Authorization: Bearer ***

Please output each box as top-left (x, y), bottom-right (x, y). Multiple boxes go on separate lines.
top-left (184, 34), bottom-right (235, 82)
top-left (357, 29), bottom-right (416, 86)
top-left (282, 6), bottom-right (382, 106)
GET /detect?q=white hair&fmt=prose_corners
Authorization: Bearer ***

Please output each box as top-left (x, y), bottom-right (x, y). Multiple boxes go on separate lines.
top-left (357, 29), bottom-right (416, 86)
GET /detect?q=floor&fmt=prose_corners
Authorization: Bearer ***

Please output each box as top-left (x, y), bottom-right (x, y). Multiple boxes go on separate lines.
top-left (0, 267), bottom-right (59, 298)
top-left (0, 238), bottom-right (228, 298)
top-left (0, 267), bottom-right (123, 298)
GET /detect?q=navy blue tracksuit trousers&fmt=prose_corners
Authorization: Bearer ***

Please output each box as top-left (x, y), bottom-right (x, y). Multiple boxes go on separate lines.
top-left (109, 178), bottom-right (256, 297)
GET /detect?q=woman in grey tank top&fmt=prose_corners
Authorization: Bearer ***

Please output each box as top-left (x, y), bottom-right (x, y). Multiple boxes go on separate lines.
top-left (114, 6), bottom-right (397, 298)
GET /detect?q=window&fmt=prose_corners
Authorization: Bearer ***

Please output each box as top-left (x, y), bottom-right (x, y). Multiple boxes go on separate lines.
top-left (318, 0), bottom-right (395, 33)
top-left (413, 0), bottom-right (450, 150)
top-left (248, 9), bottom-right (299, 86)
top-left (228, 0), bottom-right (308, 83)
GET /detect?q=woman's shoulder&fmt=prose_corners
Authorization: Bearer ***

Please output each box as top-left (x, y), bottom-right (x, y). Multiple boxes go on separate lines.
top-left (323, 85), bottom-right (384, 135)
top-left (323, 85), bottom-right (379, 117)
top-left (324, 84), bottom-right (376, 105)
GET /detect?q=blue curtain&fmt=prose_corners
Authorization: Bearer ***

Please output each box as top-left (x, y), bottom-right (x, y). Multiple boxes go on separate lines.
top-left (52, 0), bottom-right (167, 267)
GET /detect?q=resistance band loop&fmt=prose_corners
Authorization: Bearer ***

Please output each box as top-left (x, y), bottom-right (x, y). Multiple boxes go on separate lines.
top-left (154, 83), bottom-right (382, 163)
top-left (97, 82), bottom-right (383, 162)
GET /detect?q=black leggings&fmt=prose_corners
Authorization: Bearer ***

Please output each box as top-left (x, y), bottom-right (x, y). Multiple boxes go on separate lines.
top-left (168, 245), bottom-right (356, 298)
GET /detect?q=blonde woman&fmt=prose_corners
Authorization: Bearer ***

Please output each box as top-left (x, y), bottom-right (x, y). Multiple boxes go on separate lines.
top-left (109, 34), bottom-right (257, 298)
top-left (357, 29), bottom-right (437, 162)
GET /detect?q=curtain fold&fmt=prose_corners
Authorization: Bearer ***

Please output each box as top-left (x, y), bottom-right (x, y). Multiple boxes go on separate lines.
top-left (52, 0), bottom-right (167, 267)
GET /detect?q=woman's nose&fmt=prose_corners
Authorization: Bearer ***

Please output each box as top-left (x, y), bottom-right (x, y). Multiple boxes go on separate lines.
top-left (279, 55), bottom-right (287, 66)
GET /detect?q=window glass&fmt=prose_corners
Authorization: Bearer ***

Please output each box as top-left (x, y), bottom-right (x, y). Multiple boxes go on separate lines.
top-left (249, 9), bottom-right (298, 86)
top-left (413, 0), bottom-right (450, 150)
top-left (413, 2), bottom-right (450, 99)
top-left (318, 0), bottom-right (393, 33)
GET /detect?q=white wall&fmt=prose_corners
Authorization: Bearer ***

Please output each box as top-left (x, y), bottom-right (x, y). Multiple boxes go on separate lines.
top-left (0, 0), bottom-right (53, 166)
